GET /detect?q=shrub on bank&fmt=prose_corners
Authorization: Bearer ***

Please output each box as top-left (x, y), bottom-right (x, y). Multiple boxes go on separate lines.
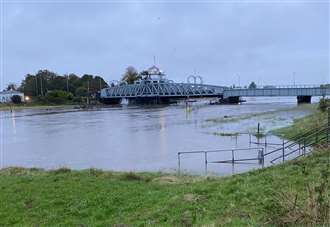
top-left (319, 98), bottom-right (330, 112)
top-left (11, 95), bottom-right (22, 104)
top-left (36, 90), bottom-right (74, 104)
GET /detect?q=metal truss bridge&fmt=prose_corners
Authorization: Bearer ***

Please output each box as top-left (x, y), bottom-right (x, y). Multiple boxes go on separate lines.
top-left (100, 82), bottom-right (330, 104)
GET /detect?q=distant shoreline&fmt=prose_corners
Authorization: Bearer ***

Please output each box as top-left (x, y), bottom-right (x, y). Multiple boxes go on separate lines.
top-left (0, 104), bottom-right (79, 111)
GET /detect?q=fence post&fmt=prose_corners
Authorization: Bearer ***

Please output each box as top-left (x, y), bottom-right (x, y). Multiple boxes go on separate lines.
top-left (178, 153), bottom-right (181, 174)
top-left (328, 107), bottom-right (330, 146)
top-left (262, 148), bottom-right (265, 168)
top-left (258, 148), bottom-right (264, 166)
top-left (232, 149), bottom-right (235, 163)
top-left (204, 151), bottom-right (208, 174)
top-left (282, 140), bottom-right (285, 162)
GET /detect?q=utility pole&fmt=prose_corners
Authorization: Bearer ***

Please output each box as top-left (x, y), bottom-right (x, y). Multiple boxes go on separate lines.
top-left (35, 76), bottom-right (38, 96)
top-left (66, 75), bottom-right (69, 92)
top-left (293, 72), bottom-right (296, 87)
top-left (87, 80), bottom-right (90, 105)
top-left (40, 76), bottom-right (43, 96)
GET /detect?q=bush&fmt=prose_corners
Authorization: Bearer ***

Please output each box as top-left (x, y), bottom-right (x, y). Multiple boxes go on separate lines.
top-left (11, 95), bottom-right (22, 104)
top-left (318, 98), bottom-right (330, 112)
top-left (44, 90), bottom-right (73, 104)
top-left (75, 87), bottom-right (88, 97)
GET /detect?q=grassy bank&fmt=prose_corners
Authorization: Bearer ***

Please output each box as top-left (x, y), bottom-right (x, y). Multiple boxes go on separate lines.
top-left (0, 148), bottom-right (329, 226)
top-left (274, 109), bottom-right (327, 139)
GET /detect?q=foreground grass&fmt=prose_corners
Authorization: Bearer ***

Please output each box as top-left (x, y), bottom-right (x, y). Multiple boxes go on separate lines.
top-left (0, 149), bottom-right (329, 226)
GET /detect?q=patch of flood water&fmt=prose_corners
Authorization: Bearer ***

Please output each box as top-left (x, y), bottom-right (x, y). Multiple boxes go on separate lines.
top-left (1, 97), bottom-right (318, 175)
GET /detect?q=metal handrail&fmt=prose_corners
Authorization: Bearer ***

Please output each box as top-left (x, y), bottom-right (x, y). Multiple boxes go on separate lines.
top-left (178, 147), bottom-right (264, 173)
top-left (270, 133), bottom-right (328, 163)
top-left (269, 126), bottom-right (329, 163)
top-left (178, 147), bottom-right (262, 155)
top-left (285, 122), bottom-right (328, 142)
top-left (227, 84), bottom-right (322, 90)
top-left (264, 125), bottom-right (329, 156)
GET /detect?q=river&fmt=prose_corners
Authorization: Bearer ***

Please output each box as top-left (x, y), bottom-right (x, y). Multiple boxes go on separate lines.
top-left (1, 97), bottom-right (317, 175)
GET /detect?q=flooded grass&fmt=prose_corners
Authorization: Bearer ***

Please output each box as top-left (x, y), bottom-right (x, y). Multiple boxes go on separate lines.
top-left (204, 104), bottom-right (317, 126)
top-left (212, 132), bottom-right (240, 137)
top-left (273, 110), bottom-right (327, 139)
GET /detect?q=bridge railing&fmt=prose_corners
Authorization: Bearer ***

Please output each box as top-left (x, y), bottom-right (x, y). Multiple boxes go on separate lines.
top-left (228, 84), bottom-right (322, 90)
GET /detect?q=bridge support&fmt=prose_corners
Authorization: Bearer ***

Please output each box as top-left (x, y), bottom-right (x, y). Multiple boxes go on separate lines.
top-left (297, 96), bottom-right (311, 104)
top-left (128, 97), bottom-right (176, 105)
top-left (220, 96), bottom-right (241, 104)
top-left (99, 98), bottom-right (122, 105)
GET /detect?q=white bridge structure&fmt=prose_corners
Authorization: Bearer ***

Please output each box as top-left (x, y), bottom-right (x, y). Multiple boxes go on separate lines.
top-left (100, 66), bottom-right (330, 104)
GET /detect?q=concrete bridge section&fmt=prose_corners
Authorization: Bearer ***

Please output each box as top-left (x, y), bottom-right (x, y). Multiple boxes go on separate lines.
top-left (223, 86), bottom-right (330, 104)
top-left (100, 83), bottom-right (330, 104)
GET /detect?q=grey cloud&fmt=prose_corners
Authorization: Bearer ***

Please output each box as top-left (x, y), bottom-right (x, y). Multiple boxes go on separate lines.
top-left (1, 1), bottom-right (329, 88)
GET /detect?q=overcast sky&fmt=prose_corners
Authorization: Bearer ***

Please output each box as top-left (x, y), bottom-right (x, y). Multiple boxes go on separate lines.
top-left (0, 0), bottom-right (329, 89)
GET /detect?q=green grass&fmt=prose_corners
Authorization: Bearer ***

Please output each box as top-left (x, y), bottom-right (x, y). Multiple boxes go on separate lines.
top-left (273, 110), bottom-right (327, 139)
top-left (0, 149), bottom-right (329, 226)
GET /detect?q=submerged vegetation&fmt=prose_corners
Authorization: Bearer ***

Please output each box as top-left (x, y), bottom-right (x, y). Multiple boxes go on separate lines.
top-left (204, 104), bottom-right (316, 126)
top-left (212, 132), bottom-right (239, 137)
top-left (274, 110), bottom-right (327, 139)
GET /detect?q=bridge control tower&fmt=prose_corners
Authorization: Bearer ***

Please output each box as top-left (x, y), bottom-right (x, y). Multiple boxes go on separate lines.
top-left (134, 65), bottom-right (168, 85)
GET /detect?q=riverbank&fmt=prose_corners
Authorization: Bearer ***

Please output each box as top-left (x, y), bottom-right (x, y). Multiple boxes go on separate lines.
top-left (273, 108), bottom-right (327, 139)
top-left (0, 148), bottom-right (329, 226)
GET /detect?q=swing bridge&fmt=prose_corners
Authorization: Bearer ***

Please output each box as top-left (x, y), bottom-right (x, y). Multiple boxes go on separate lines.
top-left (100, 69), bottom-right (330, 104)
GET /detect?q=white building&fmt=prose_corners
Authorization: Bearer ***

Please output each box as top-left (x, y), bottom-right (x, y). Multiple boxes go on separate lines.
top-left (0, 90), bottom-right (25, 103)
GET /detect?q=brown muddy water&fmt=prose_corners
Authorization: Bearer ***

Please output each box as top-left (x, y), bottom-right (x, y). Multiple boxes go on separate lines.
top-left (1, 97), bottom-right (318, 175)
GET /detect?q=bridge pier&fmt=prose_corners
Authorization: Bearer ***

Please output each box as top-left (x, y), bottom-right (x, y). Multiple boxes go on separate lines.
top-left (297, 96), bottom-right (311, 104)
top-left (128, 97), bottom-right (176, 105)
top-left (218, 96), bottom-right (241, 104)
top-left (99, 98), bottom-right (122, 105)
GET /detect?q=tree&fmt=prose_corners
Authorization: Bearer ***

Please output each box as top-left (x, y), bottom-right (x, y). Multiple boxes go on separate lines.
top-left (75, 87), bottom-right (88, 97)
top-left (11, 95), bottom-right (22, 104)
top-left (121, 66), bottom-right (141, 84)
top-left (6, 83), bottom-right (17, 91)
top-left (18, 70), bottom-right (108, 98)
top-left (248, 82), bottom-right (257, 89)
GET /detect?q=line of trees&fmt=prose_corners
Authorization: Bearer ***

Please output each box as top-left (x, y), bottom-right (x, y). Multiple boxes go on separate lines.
top-left (19, 70), bottom-right (108, 97)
